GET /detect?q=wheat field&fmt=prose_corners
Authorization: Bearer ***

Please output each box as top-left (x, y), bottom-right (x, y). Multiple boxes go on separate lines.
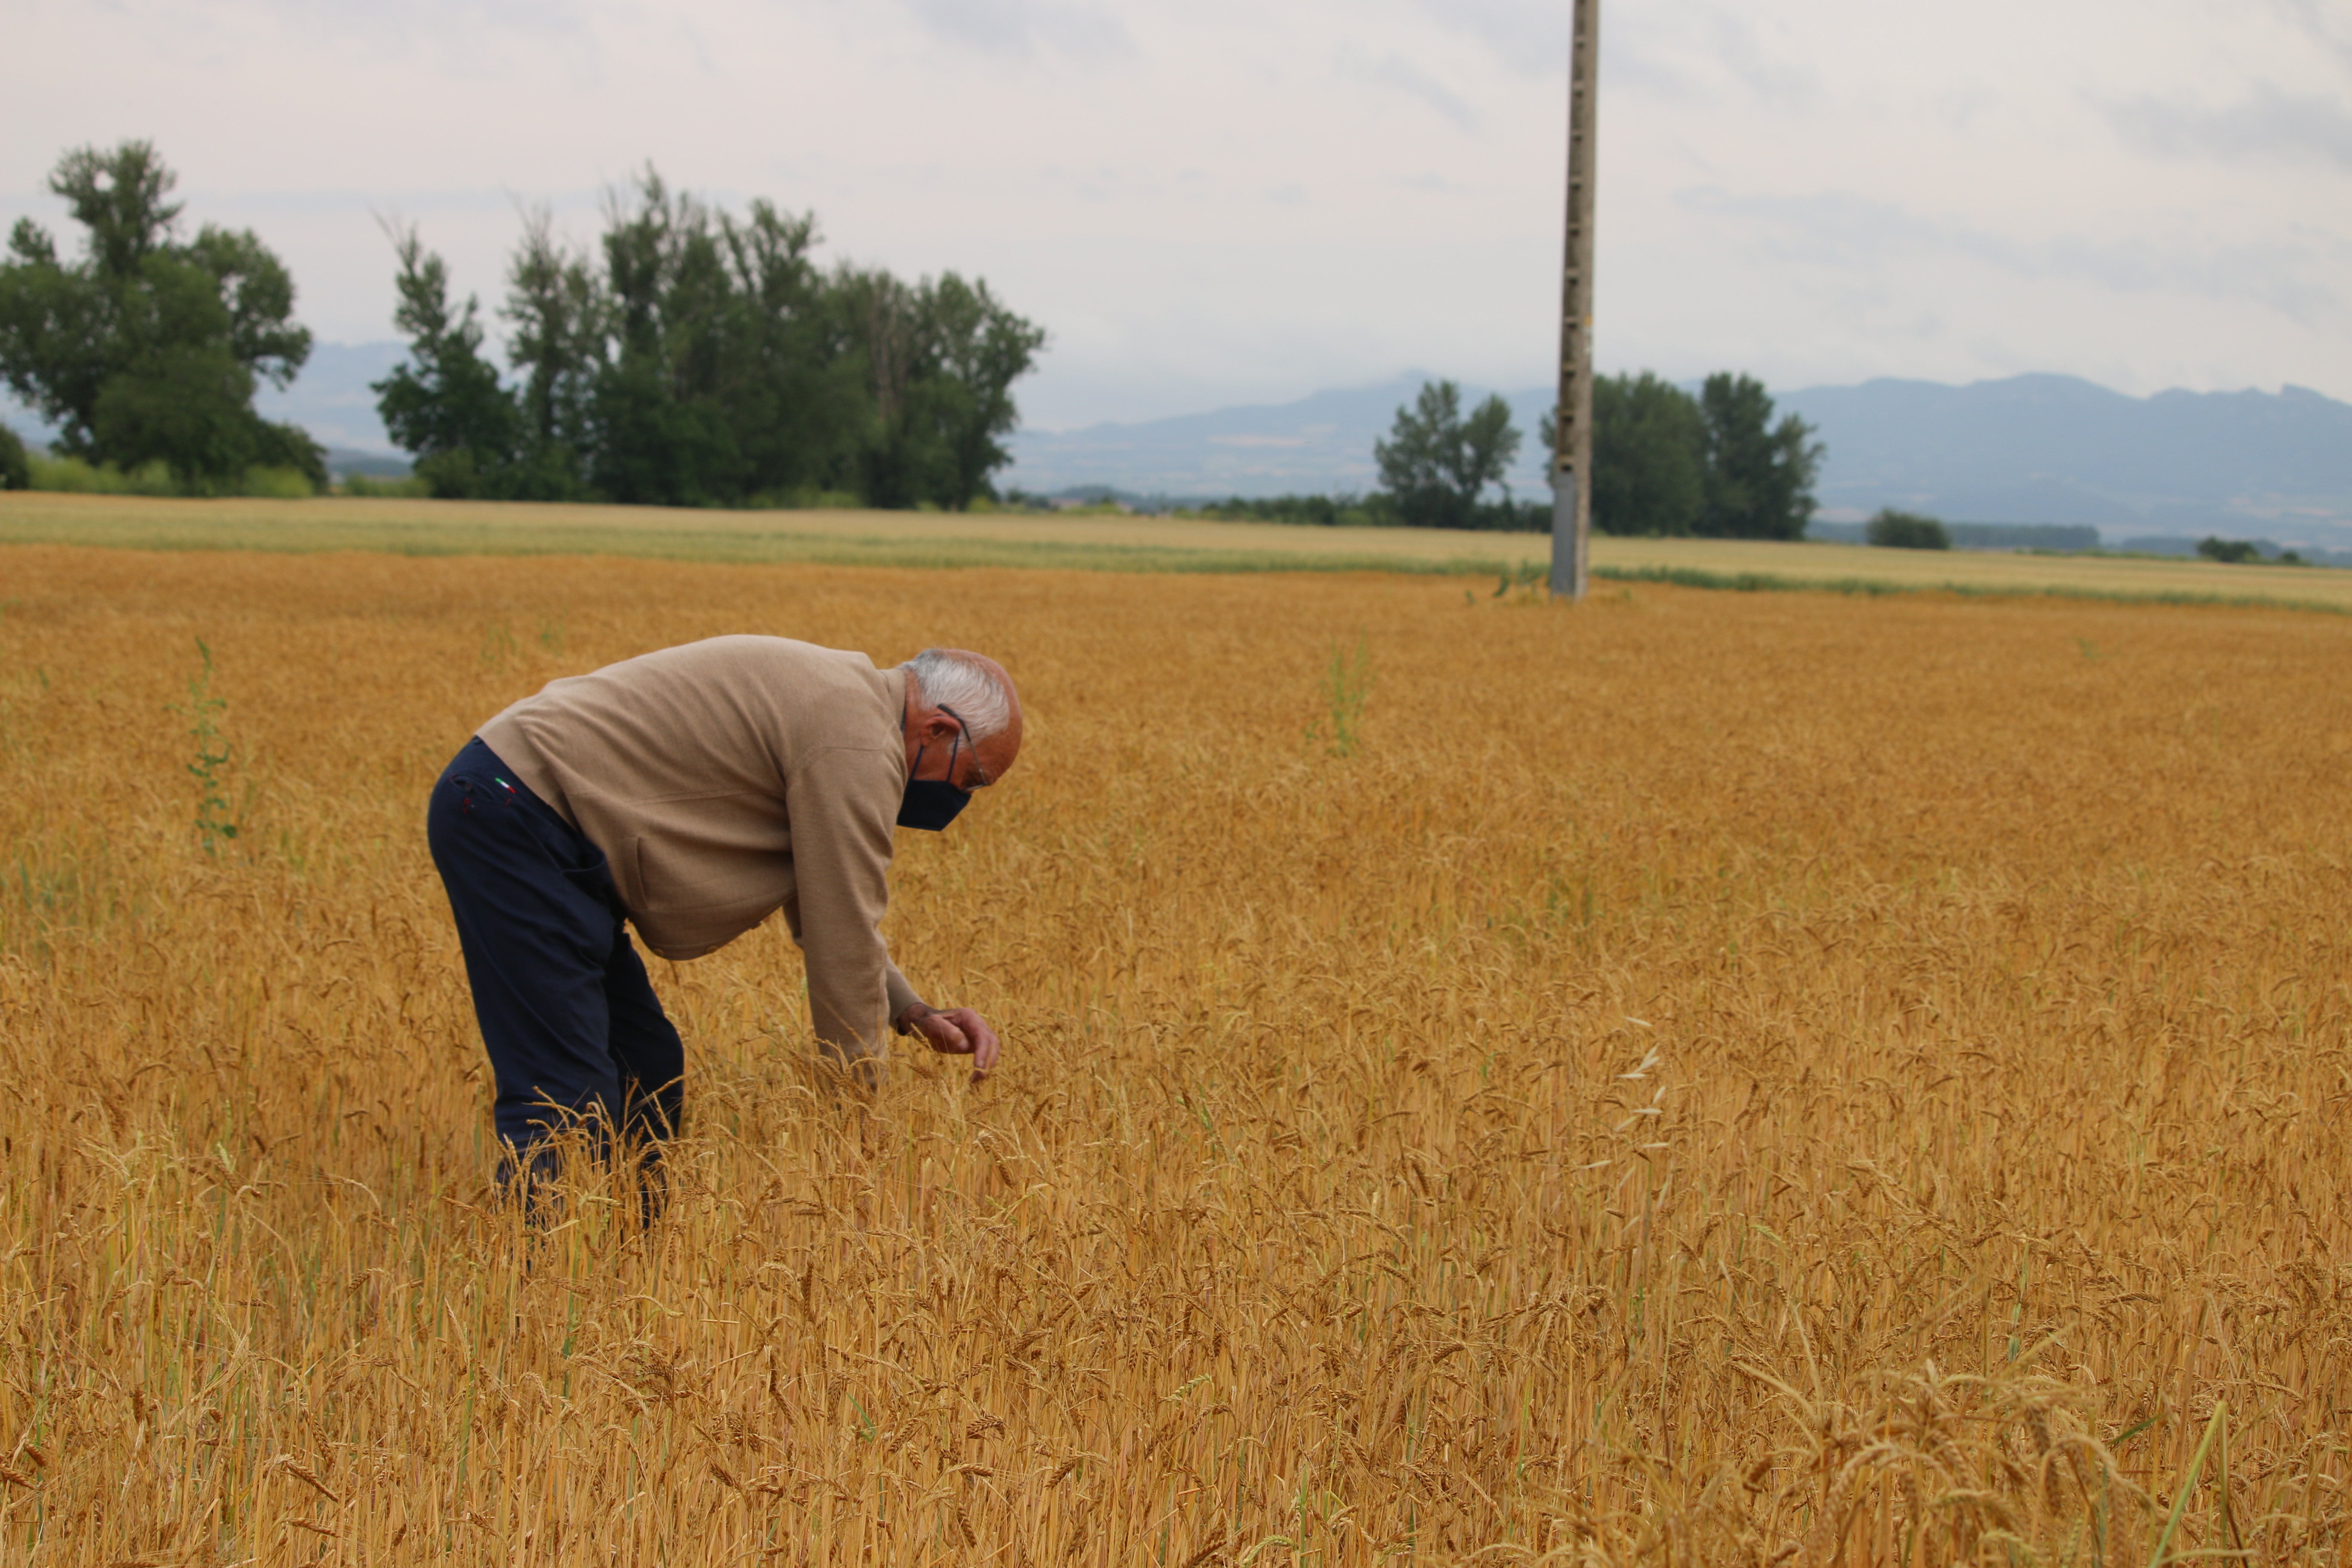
top-left (3, 544), bottom-right (2350, 1565)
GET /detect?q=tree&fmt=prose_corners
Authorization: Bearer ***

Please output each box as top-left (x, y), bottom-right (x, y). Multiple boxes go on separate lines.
top-left (1867, 508), bottom-right (1949, 549)
top-left (501, 205), bottom-right (603, 499)
top-left (373, 224), bottom-right (521, 498)
top-left (0, 142), bottom-right (322, 490)
top-left (843, 267), bottom-right (1046, 510)
top-left (585, 174), bottom-right (744, 507)
top-left (2196, 536), bottom-right (2259, 564)
top-left (837, 266), bottom-right (937, 509)
top-left (713, 199), bottom-right (865, 504)
top-left (1589, 371), bottom-right (1705, 535)
top-left (917, 273), bottom-right (1048, 510)
top-left (1375, 380), bottom-right (1522, 530)
top-left (0, 423), bottom-right (28, 490)
top-left (1697, 373), bottom-right (1821, 539)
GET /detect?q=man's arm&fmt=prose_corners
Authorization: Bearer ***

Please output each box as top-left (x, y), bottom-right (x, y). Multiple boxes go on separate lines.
top-left (785, 744), bottom-right (1002, 1081)
top-left (886, 963), bottom-right (922, 1027)
top-left (783, 746), bottom-right (904, 1066)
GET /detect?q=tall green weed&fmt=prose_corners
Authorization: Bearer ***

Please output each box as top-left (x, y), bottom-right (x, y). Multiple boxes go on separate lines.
top-left (175, 640), bottom-right (240, 855)
top-left (1306, 638), bottom-right (1372, 758)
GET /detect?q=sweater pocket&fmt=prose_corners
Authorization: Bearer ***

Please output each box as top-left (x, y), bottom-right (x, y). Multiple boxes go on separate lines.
top-left (627, 836), bottom-right (790, 916)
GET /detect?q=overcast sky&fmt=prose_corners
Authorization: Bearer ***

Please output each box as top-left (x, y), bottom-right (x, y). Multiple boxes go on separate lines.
top-left (5, 0), bottom-right (2348, 429)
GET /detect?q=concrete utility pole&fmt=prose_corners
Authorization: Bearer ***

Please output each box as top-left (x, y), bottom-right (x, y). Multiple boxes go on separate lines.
top-left (1550, 0), bottom-right (1599, 599)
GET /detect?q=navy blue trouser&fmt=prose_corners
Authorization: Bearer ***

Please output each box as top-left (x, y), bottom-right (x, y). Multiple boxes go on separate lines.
top-left (426, 738), bottom-right (684, 1188)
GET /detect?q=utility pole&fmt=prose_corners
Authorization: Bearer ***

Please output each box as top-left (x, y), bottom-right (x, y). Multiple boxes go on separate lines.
top-left (1550, 0), bottom-right (1599, 599)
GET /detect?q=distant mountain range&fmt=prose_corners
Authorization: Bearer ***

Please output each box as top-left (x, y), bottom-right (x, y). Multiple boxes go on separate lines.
top-left (1776, 376), bottom-right (2352, 545)
top-left (1005, 372), bottom-right (2352, 549)
top-left (252, 340), bottom-right (409, 453)
top-left (7, 346), bottom-right (2348, 548)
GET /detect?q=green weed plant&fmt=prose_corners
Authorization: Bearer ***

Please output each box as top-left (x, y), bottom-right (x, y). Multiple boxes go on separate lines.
top-left (175, 640), bottom-right (239, 855)
top-left (1307, 637), bottom-right (1372, 757)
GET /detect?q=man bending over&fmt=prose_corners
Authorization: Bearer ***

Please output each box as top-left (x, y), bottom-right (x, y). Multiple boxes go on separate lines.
top-left (426, 637), bottom-right (1019, 1186)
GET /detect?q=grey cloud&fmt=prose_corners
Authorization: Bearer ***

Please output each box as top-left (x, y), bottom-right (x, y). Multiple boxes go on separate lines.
top-left (2102, 83), bottom-right (2352, 174)
top-left (260, 0), bottom-right (592, 46)
top-left (1678, 186), bottom-right (2342, 324)
top-left (2269, 0), bottom-right (2352, 76)
top-left (1697, 7), bottom-right (1819, 110)
top-left (1407, 0), bottom-right (1565, 77)
top-left (1404, 0), bottom-right (1813, 109)
top-left (896, 0), bottom-right (1133, 61)
top-left (1335, 46), bottom-right (1478, 131)
top-left (1595, 3), bottom-right (1818, 111)
top-left (1934, 86), bottom-right (1998, 134)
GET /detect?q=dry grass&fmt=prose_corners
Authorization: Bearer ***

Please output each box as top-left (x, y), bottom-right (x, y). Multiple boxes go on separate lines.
top-left (1593, 537), bottom-right (2352, 612)
top-left (0, 492), bottom-right (1550, 576)
top-left (6, 490), bottom-right (2349, 610)
top-left (3, 544), bottom-right (2350, 1565)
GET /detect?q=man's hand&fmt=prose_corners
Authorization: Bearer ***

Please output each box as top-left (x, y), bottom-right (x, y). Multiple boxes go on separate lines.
top-left (898, 1004), bottom-right (1001, 1081)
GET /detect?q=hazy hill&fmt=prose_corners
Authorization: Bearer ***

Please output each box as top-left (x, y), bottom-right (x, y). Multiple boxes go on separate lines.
top-left (1777, 375), bottom-right (2352, 541)
top-left (1006, 373), bottom-right (2352, 548)
top-left (1003, 374), bottom-right (1470, 502)
top-left (252, 340), bottom-right (408, 455)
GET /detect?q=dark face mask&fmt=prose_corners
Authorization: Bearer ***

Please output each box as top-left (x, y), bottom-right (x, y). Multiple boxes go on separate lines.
top-left (897, 726), bottom-right (971, 832)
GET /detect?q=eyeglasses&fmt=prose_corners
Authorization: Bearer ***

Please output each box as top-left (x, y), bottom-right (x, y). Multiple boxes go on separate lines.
top-left (935, 704), bottom-right (992, 790)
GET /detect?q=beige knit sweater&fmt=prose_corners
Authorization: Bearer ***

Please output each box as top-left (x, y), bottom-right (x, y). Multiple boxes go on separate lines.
top-left (476, 635), bottom-right (922, 1058)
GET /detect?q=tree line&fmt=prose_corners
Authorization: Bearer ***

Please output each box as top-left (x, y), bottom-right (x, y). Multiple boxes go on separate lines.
top-left (378, 174), bottom-right (1044, 509)
top-left (0, 142), bottom-right (1045, 508)
top-left (1204, 371), bottom-right (1823, 536)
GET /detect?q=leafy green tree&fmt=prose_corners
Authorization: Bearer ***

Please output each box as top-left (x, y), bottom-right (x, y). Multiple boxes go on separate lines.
top-left (0, 423), bottom-right (28, 490)
top-left (713, 200), bottom-right (865, 504)
top-left (838, 267), bottom-right (941, 509)
top-left (1375, 380), bottom-right (1522, 530)
top-left (2196, 536), bottom-right (2259, 564)
top-left (1866, 507), bottom-right (1950, 549)
top-left (373, 224), bottom-right (521, 498)
top-left (1588, 371), bottom-right (1706, 535)
top-left (501, 207), bottom-right (603, 500)
top-left (915, 273), bottom-right (1049, 510)
top-left (841, 268), bottom-right (1047, 511)
top-left (588, 177), bottom-right (730, 506)
top-left (1697, 372), bottom-right (1822, 539)
top-left (0, 142), bottom-right (322, 490)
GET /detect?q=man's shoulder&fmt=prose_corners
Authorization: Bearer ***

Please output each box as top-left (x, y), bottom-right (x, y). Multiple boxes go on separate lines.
top-left (688, 637), bottom-right (901, 739)
top-left (499, 635), bottom-right (899, 746)
top-left (631, 636), bottom-right (893, 695)
top-left (660, 634), bottom-right (869, 671)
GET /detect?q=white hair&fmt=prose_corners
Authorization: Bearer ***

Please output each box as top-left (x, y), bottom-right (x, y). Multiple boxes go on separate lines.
top-left (907, 648), bottom-right (1015, 741)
